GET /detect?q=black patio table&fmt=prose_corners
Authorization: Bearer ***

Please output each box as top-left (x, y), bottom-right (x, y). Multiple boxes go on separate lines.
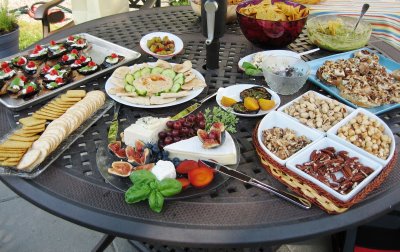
top-left (1, 6), bottom-right (400, 250)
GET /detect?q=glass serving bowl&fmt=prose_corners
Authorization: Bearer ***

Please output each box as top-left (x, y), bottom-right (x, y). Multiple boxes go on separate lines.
top-left (236, 0), bottom-right (309, 48)
top-left (307, 15), bottom-right (372, 52)
top-left (262, 55), bottom-right (310, 95)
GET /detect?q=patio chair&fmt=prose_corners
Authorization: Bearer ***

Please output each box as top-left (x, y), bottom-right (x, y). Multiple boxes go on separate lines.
top-left (32, 0), bottom-right (158, 37)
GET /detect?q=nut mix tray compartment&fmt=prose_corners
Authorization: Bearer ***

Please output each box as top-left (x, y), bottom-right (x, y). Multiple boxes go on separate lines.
top-left (0, 33), bottom-right (141, 111)
top-left (254, 92), bottom-right (397, 214)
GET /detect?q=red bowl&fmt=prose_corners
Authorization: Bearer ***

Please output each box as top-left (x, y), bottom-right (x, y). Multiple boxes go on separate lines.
top-left (236, 0), bottom-right (308, 48)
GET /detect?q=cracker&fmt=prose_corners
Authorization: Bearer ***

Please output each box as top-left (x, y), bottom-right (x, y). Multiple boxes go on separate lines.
top-left (16, 149), bottom-right (41, 170)
top-left (32, 113), bottom-right (59, 121)
top-left (42, 105), bottom-right (67, 114)
top-left (1, 161), bottom-right (19, 166)
top-left (0, 140), bottom-right (33, 149)
top-left (22, 124), bottom-right (46, 131)
top-left (6, 157), bottom-right (23, 162)
top-left (9, 134), bottom-right (40, 142)
top-left (66, 90), bottom-right (86, 98)
top-left (36, 109), bottom-right (64, 117)
top-left (49, 101), bottom-right (73, 109)
top-left (19, 117), bottom-right (46, 127)
top-left (60, 95), bottom-right (82, 102)
top-left (19, 127), bottom-right (45, 134)
top-left (0, 152), bottom-right (25, 158)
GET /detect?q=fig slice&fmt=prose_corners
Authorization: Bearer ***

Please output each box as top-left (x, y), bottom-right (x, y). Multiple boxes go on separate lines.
top-left (108, 161), bottom-right (133, 177)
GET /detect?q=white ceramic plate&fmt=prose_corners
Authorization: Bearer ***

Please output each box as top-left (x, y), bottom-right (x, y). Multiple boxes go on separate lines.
top-left (140, 32), bottom-right (184, 60)
top-left (238, 50), bottom-right (300, 76)
top-left (216, 84), bottom-right (281, 117)
top-left (286, 137), bottom-right (383, 202)
top-left (257, 111), bottom-right (324, 165)
top-left (105, 62), bottom-right (205, 108)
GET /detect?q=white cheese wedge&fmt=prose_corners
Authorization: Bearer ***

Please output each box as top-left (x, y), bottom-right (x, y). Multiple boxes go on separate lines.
top-left (164, 132), bottom-right (237, 165)
top-left (124, 117), bottom-right (169, 145)
top-left (151, 160), bottom-right (176, 181)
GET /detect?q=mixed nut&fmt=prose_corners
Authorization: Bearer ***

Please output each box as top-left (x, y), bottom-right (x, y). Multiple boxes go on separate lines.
top-left (283, 92), bottom-right (349, 132)
top-left (262, 127), bottom-right (311, 160)
top-left (296, 147), bottom-right (375, 195)
top-left (337, 113), bottom-right (391, 160)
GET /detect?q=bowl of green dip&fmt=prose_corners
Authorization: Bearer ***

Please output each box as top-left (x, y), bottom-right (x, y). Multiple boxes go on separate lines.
top-left (306, 15), bottom-right (372, 52)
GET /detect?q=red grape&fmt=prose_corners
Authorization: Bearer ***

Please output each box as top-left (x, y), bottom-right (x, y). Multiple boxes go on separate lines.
top-left (166, 121), bottom-right (174, 129)
top-left (193, 126), bottom-right (199, 132)
top-left (198, 120), bottom-right (206, 129)
top-left (158, 131), bottom-right (167, 139)
top-left (183, 121), bottom-right (192, 128)
top-left (158, 139), bottom-right (165, 148)
top-left (173, 136), bottom-right (181, 142)
top-left (166, 131), bottom-right (172, 137)
top-left (164, 136), bottom-right (173, 145)
top-left (187, 114), bottom-right (196, 123)
top-left (196, 112), bottom-right (205, 121)
top-left (189, 128), bottom-right (195, 136)
top-left (173, 121), bottom-right (182, 130)
top-left (172, 129), bottom-right (180, 137)
top-left (178, 118), bottom-right (185, 124)
top-left (181, 127), bottom-right (189, 135)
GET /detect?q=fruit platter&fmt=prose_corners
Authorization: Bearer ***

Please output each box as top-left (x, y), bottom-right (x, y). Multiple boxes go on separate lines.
top-left (96, 107), bottom-right (240, 212)
top-left (253, 91), bottom-right (397, 213)
top-left (105, 60), bottom-right (207, 108)
top-left (0, 33), bottom-right (140, 111)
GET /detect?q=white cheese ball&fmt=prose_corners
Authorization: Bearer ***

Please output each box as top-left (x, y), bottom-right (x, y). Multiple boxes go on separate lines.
top-left (151, 160), bottom-right (176, 181)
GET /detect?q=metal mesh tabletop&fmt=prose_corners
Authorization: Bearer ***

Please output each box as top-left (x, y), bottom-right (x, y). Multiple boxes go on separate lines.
top-left (1, 6), bottom-right (400, 247)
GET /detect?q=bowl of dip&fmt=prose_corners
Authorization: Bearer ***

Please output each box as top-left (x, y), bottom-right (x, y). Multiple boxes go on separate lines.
top-left (307, 15), bottom-right (372, 52)
top-left (262, 55), bottom-right (310, 95)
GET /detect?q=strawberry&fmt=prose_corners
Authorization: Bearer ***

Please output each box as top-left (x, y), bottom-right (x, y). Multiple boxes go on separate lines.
top-left (88, 61), bottom-right (96, 67)
top-left (111, 53), bottom-right (118, 58)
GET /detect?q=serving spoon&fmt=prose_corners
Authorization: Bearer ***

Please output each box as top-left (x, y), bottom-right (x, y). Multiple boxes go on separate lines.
top-left (354, 3), bottom-right (370, 32)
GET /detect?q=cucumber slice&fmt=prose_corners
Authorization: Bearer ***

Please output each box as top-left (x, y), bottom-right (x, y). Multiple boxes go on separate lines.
top-left (170, 83), bottom-right (181, 93)
top-left (125, 74), bottom-right (134, 85)
top-left (161, 69), bottom-right (176, 80)
top-left (140, 67), bottom-right (151, 77)
top-left (124, 83), bottom-right (135, 93)
top-left (151, 67), bottom-right (164, 74)
top-left (133, 70), bottom-right (141, 80)
top-left (174, 77), bottom-right (184, 86)
top-left (173, 73), bottom-right (184, 81)
top-left (136, 88), bottom-right (147, 96)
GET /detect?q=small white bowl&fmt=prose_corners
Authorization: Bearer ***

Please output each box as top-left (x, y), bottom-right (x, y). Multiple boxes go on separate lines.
top-left (327, 108), bottom-right (395, 166)
top-left (140, 32), bottom-right (183, 60)
top-left (286, 137), bottom-right (383, 202)
top-left (257, 111), bottom-right (324, 165)
top-left (278, 90), bottom-right (355, 133)
top-left (216, 84), bottom-right (281, 117)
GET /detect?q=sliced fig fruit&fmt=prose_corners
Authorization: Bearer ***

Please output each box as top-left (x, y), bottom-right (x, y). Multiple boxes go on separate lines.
top-left (203, 138), bottom-right (221, 149)
top-left (210, 122), bottom-right (225, 132)
top-left (114, 148), bottom-right (126, 158)
top-left (197, 122), bottom-right (226, 149)
top-left (108, 161), bottom-right (133, 177)
top-left (197, 129), bottom-right (208, 144)
top-left (108, 141), bottom-right (124, 157)
top-left (126, 141), bottom-right (151, 165)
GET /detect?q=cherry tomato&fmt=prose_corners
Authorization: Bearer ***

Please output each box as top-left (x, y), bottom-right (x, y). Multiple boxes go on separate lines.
top-left (176, 178), bottom-right (190, 190)
top-left (111, 53), bottom-right (118, 58)
top-left (79, 56), bottom-right (86, 61)
top-left (1, 62), bottom-right (8, 69)
top-left (50, 40), bottom-right (56, 45)
top-left (176, 160), bottom-right (198, 174)
top-left (88, 61), bottom-right (96, 67)
top-left (27, 61), bottom-right (35, 68)
top-left (55, 77), bottom-right (63, 84)
top-left (71, 49), bottom-right (78, 54)
top-left (20, 76), bottom-right (27, 82)
top-left (188, 167), bottom-right (214, 188)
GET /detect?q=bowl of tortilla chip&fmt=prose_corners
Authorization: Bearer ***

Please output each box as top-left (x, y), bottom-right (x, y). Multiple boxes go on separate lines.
top-left (237, 0), bottom-right (309, 48)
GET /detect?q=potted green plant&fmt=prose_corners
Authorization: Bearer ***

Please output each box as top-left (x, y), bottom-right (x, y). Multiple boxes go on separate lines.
top-left (0, 0), bottom-right (19, 58)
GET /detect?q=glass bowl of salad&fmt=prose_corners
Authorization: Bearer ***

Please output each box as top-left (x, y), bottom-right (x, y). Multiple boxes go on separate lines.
top-left (307, 15), bottom-right (372, 52)
top-left (262, 55), bottom-right (310, 95)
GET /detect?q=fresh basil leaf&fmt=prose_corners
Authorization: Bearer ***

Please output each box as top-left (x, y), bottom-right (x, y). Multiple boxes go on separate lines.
top-left (148, 191), bottom-right (164, 213)
top-left (158, 178), bottom-right (182, 197)
top-left (245, 68), bottom-right (262, 76)
top-left (129, 170), bottom-right (156, 185)
top-left (242, 61), bottom-right (257, 70)
top-left (125, 184), bottom-right (151, 204)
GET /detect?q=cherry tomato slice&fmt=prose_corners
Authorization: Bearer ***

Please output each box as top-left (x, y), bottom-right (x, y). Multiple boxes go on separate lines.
top-left (188, 167), bottom-right (214, 188)
top-left (176, 178), bottom-right (190, 190)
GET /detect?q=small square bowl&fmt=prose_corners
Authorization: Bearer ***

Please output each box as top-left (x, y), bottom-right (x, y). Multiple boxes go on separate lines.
top-left (140, 32), bottom-right (183, 60)
top-left (261, 55), bottom-right (310, 95)
top-left (278, 90), bottom-right (354, 133)
top-left (327, 108), bottom-right (395, 166)
top-left (257, 111), bottom-right (324, 165)
top-left (286, 137), bottom-right (383, 202)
